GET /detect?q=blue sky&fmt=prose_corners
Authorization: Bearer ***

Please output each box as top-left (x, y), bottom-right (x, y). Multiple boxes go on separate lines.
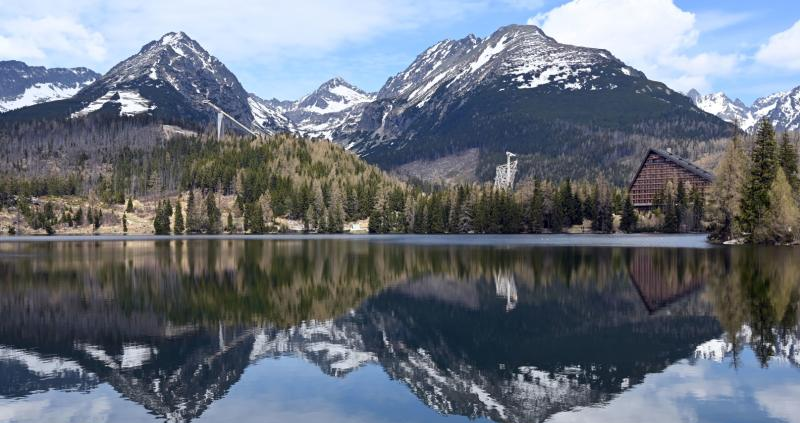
top-left (1, 0), bottom-right (799, 103)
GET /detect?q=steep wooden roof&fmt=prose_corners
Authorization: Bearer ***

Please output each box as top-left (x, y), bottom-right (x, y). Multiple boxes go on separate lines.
top-left (628, 148), bottom-right (715, 191)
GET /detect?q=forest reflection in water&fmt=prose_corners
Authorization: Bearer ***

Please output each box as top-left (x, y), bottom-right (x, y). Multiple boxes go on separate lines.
top-left (0, 239), bottom-right (797, 423)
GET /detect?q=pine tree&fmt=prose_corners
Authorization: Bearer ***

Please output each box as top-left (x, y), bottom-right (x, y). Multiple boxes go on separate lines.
top-left (620, 194), bottom-right (637, 233)
top-left (661, 181), bottom-right (679, 233)
top-left (206, 193), bottom-right (222, 234)
top-left (312, 183), bottom-right (325, 230)
top-left (258, 192), bottom-right (274, 231)
top-left (304, 205), bottom-right (315, 232)
top-left (428, 194), bottom-right (445, 233)
top-left (757, 168), bottom-right (799, 244)
top-left (690, 186), bottom-right (705, 232)
top-left (186, 190), bottom-right (203, 234)
top-left (740, 119), bottom-right (779, 241)
top-left (246, 202), bottom-right (265, 234)
top-left (708, 131), bottom-right (748, 241)
top-left (403, 194), bottom-right (416, 233)
top-left (591, 179), bottom-right (613, 233)
top-left (779, 132), bottom-right (799, 192)
top-left (93, 208), bottom-right (102, 230)
top-left (676, 180), bottom-right (688, 231)
top-left (173, 201), bottom-right (185, 234)
top-left (327, 184), bottom-right (345, 233)
top-left (126, 197), bottom-right (134, 213)
top-left (153, 201), bottom-right (171, 235)
top-left (226, 211), bottom-right (234, 233)
top-left (74, 207), bottom-right (83, 226)
top-left (42, 202), bottom-right (56, 235)
top-left (529, 180), bottom-right (544, 233)
top-left (122, 213), bottom-right (128, 233)
top-left (368, 206), bottom-right (383, 233)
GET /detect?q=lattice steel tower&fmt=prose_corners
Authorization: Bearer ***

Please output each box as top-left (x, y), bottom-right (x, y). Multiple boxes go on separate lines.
top-left (493, 152), bottom-right (518, 190)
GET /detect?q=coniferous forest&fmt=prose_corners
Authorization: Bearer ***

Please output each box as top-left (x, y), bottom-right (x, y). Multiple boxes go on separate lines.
top-left (0, 118), bottom-right (797, 242)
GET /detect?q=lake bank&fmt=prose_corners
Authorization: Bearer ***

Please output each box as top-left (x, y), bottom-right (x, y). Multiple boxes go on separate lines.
top-left (0, 233), bottom-right (715, 248)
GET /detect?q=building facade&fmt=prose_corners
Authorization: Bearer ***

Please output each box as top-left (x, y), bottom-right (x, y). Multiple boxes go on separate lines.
top-left (628, 148), bottom-right (714, 210)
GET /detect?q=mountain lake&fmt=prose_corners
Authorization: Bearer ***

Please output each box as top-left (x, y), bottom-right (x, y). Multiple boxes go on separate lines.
top-left (0, 234), bottom-right (797, 423)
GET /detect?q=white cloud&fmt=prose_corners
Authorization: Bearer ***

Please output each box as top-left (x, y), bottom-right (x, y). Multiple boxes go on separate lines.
top-left (528, 0), bottom-right (740, 92)
top-left (754, 384), bottom-right (800, 423)
top-left (755, 19), bottom-right (800, 70)
top-left (0, 16), bottom-right (106, 63)
top-left (0, 0), bottom-right (494, 68)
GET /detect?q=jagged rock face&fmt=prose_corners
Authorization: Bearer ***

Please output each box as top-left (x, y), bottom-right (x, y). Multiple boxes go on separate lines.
top-left (0, 61), bottom-right (98, 112)
top-left (248, 77), bottom-right (375, 140)
top-left (687, 89), bottom-right (756, 130)
top-left (331, 24), bottom-right (727, 171)
top-left (750, 86), bottom-right (800, 132)
top-left (74, 31), bottom-right (254, 127)
top-left (0, 32), bottom-right (274, 133)
top-left (689, 86), bottom-right (800, 132)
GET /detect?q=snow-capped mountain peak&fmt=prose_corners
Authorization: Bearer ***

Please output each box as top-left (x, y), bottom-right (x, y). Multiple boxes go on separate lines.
top-left (66, 31), bottom-right (257, 128)
top-left (255, 77), bottom-right (375, 140)
top-left (689, 86), bottom-right (800, 132)
top-left (689, 90), bottom-right (755, 129)
top-left (296, 77), bottom-right (374, 115)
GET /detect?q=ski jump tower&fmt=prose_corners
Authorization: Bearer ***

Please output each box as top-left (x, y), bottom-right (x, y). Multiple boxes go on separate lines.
top-left (202, 99), bottom-right (259, 139)
top-left (494, 152), bottom-right (518, 190)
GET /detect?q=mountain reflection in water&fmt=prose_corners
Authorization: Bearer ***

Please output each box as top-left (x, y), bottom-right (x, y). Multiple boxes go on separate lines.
top-left (0, 239), bottom-right (797, 423)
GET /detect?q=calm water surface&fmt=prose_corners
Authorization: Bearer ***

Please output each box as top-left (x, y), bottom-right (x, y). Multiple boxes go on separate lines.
top-left (0, 235), bottom-right (797, 423)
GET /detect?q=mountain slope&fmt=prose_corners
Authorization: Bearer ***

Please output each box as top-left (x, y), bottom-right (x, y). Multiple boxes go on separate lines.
top-left (330, 24), bottom-right (730, 182)
top-left (689, 86), bottom-right (800, 132)
top-left (0, 32), bottom-right (289, 134)
top-left (0, 61), bottom-right (99, 112)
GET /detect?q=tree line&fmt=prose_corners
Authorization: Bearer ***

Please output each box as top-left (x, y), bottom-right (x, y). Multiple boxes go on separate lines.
top-left (707, 119), bottom-right (799, 244)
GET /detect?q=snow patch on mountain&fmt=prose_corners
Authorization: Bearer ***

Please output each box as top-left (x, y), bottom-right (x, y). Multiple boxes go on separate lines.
top-left (71, 90), bottom-right (155, 118)
top-left (0, 82), bottom-right (89, 112)
top-left (0, 61), bottom-right (98, 113)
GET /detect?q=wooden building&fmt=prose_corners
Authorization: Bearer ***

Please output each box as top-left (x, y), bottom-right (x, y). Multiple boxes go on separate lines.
top-left (628, 148), bottom-right (714, 210)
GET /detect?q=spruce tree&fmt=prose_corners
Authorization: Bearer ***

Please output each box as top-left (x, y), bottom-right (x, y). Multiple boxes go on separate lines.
top-left (173, 202), bottom-right (185, 234)
top-left (226, 211), bottom-right (234, 233)
top-left (93, 208), bottom-right (102, 230)
top-left (690, 187), bottom-right (704, 232)
top-left (206, 193), bottom-right (221, 234)
top-left (122, 213), bottom-right (128, 233)
top-left (126, 197), bottom-right (134, 213)
top-left (327, 185), bottom-right (345, 233)
top-left (758, 168), bottom-right (799, 244)
top-left (779, 132), bottom-right (799, 192)
top-left (74, 207), bottom-right (83, 226)
top-left (740, 119), bottom-right (779, 241)
top-left (620, 195), bottom-right (637, 233)
top-left (676, 180), bottom-right (687, 231)
top-left (153, 201), bottom-right (171, 235)
top-left (529, 180), bottom-right (544, 233)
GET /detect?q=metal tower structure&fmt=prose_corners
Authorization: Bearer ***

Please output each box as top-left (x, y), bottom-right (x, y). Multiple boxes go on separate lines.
top-left (202, 99), bottom-right (259, 139)
top-left (493, 152), bottom-right (518, 190)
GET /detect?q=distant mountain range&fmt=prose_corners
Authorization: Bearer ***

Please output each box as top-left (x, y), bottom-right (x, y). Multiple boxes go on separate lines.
top-left (0, 61), bottom-right (99, 112)
top-left (0, 25), bottom-right (740, 182)
top-left (688, 87), bottom-right (800, 132)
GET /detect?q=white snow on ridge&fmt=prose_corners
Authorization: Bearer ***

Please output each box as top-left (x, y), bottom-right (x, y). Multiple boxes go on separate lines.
top-left (470, 35), bottom-right (510, 73)
top-left (71, 90), bottom-right (155, 118)
top-left (0, 81), bottom-right (90, 113)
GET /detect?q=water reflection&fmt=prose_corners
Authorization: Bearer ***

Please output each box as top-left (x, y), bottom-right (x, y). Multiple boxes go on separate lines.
top-left (0, 239), bottom-right (797, 423)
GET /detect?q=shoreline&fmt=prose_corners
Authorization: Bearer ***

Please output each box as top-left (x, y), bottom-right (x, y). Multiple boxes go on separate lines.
top-left (0, 233), bottom-right (716, 249)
